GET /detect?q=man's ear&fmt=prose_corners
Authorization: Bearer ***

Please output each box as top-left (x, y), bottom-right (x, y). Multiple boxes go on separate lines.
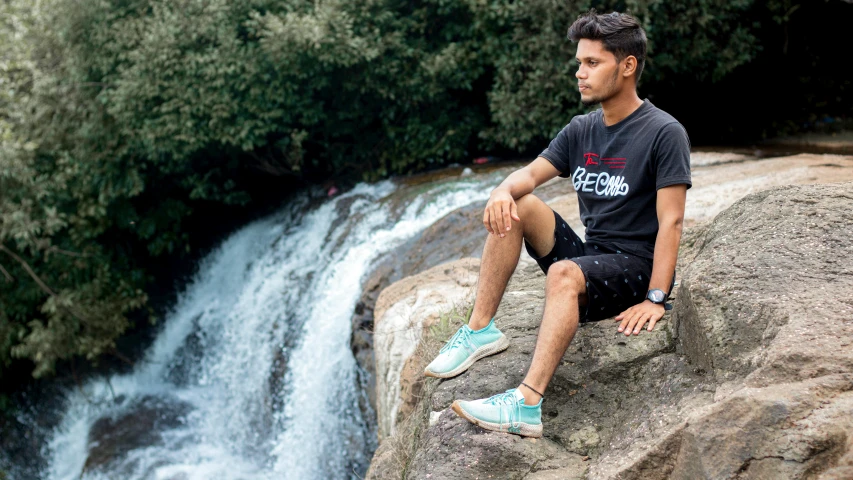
top-left (622, 55), bottom-right (638, 79)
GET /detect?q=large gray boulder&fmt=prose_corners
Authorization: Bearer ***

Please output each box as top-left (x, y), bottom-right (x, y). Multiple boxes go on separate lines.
top-left (368, 181), bottom-right (853, 479)
top-left (642, 182), bottom-right (853, 480)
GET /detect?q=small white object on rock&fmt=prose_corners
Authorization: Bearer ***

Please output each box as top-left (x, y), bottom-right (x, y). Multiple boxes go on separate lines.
top-left (460, 167), bottom-right (474, 177)
top-left (429, 410), bottom-right (442, 427)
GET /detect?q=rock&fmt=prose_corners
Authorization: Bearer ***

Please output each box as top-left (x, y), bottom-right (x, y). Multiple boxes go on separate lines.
top-left (368, 180), bottom-right (853, 479)
top-left (82, 395), bottom-right (193, 475)
top-left (675, 183), bottom-right (853, 387)
top-left (366, 154), bottom-right (853, 479)
top-left (689, 151), bottom-right (753, 167)
top-left (407, 409), bottom-right (588, 480)
top-left (373, 258), bottom-right (480, 440)
top-left (631, 182), bottom-right (853, 479)
top-left (600, 182), bottom-right (853, 479)
top-left (364, 437), bottom-right (400, 480)
top-left (763, 131), bottom-right (853, 154)
top-left (567, 426), bottom-right (600, 453)
top-left (683, 153), bottom-right (853, 227)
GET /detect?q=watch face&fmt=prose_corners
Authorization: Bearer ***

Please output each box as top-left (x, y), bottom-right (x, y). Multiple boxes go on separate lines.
top-left (648, 289), bottom-right (665, 303)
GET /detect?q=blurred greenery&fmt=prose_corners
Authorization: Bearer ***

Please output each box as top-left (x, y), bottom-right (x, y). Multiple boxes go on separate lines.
top-left (0, 0), bottom-right (849, 379)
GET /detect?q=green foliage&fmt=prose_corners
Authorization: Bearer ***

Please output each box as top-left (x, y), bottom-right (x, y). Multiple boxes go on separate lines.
top-left (1, 0), bottom-right (151, 377)
top-left (429, 303), bottom-right (473, 341)
top-left (0, 0), bottom-right (823, 379)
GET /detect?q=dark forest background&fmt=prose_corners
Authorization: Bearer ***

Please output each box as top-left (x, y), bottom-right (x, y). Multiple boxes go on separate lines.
top-left (0, 0), bottom-right (850, 392)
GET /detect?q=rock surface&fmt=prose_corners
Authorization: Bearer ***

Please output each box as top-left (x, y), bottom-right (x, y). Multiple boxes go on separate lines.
top-left (82, 395), bottom-right (193, 475)
top-left (683, 153), bottom-right (853, 227)
top-left (366, 154), bottom-right (853, 479)
top-left (643, 182), bottom-right (853, 480)
top-left (372, 259), bottom-right (480, 440)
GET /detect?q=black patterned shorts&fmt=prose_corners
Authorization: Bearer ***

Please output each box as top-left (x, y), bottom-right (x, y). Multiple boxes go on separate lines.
top-left (524, 211), bottom-right (671, 323)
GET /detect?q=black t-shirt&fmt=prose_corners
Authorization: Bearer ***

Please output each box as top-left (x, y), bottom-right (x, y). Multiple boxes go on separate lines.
top-left (539, 100), bottom-right (691, 259)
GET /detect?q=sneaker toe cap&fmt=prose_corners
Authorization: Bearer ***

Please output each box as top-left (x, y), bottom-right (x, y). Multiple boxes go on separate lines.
top-left (425, 350), bottom-right (468, 374)
top-left (457, 400), bottom-right (500, 423)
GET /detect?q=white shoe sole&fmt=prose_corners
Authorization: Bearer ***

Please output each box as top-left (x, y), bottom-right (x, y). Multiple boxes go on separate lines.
top-left (451, 400), bottom-right (543, 438)
top-left (423, 334), bottom-right (509, 379)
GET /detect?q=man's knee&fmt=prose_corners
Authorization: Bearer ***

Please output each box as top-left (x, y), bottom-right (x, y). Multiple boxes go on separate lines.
top-left (546, 261), bottom-right (585, 294)
top-left (515, 194), bottom-right (554, 241)
top-left (515, 194), bottom-right (543, 217)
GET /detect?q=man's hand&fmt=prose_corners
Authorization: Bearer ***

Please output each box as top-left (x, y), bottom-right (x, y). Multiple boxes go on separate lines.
top-left (481, 158), bottom-right (560, 237)
top-left (483, 188), bottom-right (521, 237)
top-left (615, 300), bottom-right (665, 336)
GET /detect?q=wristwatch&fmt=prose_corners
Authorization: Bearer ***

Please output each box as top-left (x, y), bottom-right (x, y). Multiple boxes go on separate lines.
top-left (646, 289), bottom-right (668, 305)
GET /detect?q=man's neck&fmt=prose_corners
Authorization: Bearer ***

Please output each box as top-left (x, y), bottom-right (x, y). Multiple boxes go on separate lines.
top-left (600, 90), bottom-right (644, 127)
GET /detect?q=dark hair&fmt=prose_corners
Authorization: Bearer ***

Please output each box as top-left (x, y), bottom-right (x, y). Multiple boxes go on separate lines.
top-left (568, 11), bottom-right (647, 83)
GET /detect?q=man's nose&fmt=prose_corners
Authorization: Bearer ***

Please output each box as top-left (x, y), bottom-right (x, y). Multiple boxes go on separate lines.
top-left (575, 66), bottom-right (586, 79)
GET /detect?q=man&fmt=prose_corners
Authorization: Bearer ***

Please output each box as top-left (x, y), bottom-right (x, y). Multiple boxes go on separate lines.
top-left (423, 10), bottom-right (691, 438)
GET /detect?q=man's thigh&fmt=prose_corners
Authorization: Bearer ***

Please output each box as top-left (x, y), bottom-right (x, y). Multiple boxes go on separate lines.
top-left (570, 253), bottom-right (653, 323)
top-left (524, 210), bottom-right (585, 271)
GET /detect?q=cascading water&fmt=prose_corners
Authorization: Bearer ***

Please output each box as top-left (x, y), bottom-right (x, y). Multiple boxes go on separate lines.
top-left (40, 171), bottom-right (503, 480)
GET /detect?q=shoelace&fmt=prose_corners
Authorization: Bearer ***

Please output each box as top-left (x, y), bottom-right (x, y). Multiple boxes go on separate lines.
top-left (485, 390), bottom-right (522, 431)
top-left (440, 326), bottom-right (474, 354)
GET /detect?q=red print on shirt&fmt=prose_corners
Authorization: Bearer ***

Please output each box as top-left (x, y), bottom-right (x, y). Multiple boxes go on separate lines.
top-left (583, 153), bottom-right (599, 166)
top-left (583, 152), bottom-right (626, 169)
top-left (601, 157), bottom-right (626, 169)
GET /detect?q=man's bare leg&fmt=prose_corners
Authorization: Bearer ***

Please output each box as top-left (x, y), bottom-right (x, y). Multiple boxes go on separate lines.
top-left (467, 194), bottom-right (558, 330)
top-left (517, 261), bottom-right (587, 405)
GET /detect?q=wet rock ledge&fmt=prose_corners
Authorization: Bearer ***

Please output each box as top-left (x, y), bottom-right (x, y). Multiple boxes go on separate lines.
top-left (366, 181), bottom-right (853, 479)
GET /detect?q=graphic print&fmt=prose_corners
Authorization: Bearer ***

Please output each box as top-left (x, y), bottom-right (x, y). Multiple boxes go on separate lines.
top-left (572, 166), bottom-right (629, 197)
top-left (584, 152), bottom-right (599, 166)
top-left (584, 151), bottom-right (626, 169)
top-left (601, 157), bottom-right (626, 169)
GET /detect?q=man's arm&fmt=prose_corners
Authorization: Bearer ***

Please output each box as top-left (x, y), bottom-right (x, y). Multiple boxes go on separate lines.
top-left (484, 157), bottom-right (561, 237)
top-left (615, 184), bottom-right (687, 335)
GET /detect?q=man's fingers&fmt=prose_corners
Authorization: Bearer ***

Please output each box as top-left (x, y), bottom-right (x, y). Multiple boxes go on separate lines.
top-left (501, 204), bottom-right (511, 234)
top-left (615, 307), bottom-right (632, 322)
top-left (483, 209), bottom-right (494, 234)
top-left (632, 314), bottom-right (651, 335)
top-left (623, 314), bottom-right (638, 336)
top-left (617, 311), bottom-right (633, 332)
top-left (646, 310), bottom-right (664, 331)
top-left (624, 310), bottom-right (644, 336)
top-left (490, 207), bottom-right (502, 237)
top-left (618, 304), bottom-right (666, 335)
top-left (647, 316), bottom-right (659, 331)
top-left (510, 201), bottom-right (520, 222)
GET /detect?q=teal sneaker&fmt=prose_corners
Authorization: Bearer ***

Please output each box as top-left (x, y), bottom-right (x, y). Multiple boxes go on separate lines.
top-left (423, 319), bottom-right (509, 379)
top-left (451, 388), bottom-right (543, 437)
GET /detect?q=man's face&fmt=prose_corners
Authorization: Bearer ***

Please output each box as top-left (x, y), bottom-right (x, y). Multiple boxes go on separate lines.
top-left (575, 39), bottom-right (622, 107)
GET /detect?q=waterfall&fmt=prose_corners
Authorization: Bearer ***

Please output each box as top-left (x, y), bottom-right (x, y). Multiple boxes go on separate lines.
top-left (41, 173), bottom-right (499, 480)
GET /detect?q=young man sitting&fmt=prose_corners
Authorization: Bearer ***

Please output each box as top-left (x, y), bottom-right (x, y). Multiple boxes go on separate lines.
top-left (424, 10), bottom-right (691, 438)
